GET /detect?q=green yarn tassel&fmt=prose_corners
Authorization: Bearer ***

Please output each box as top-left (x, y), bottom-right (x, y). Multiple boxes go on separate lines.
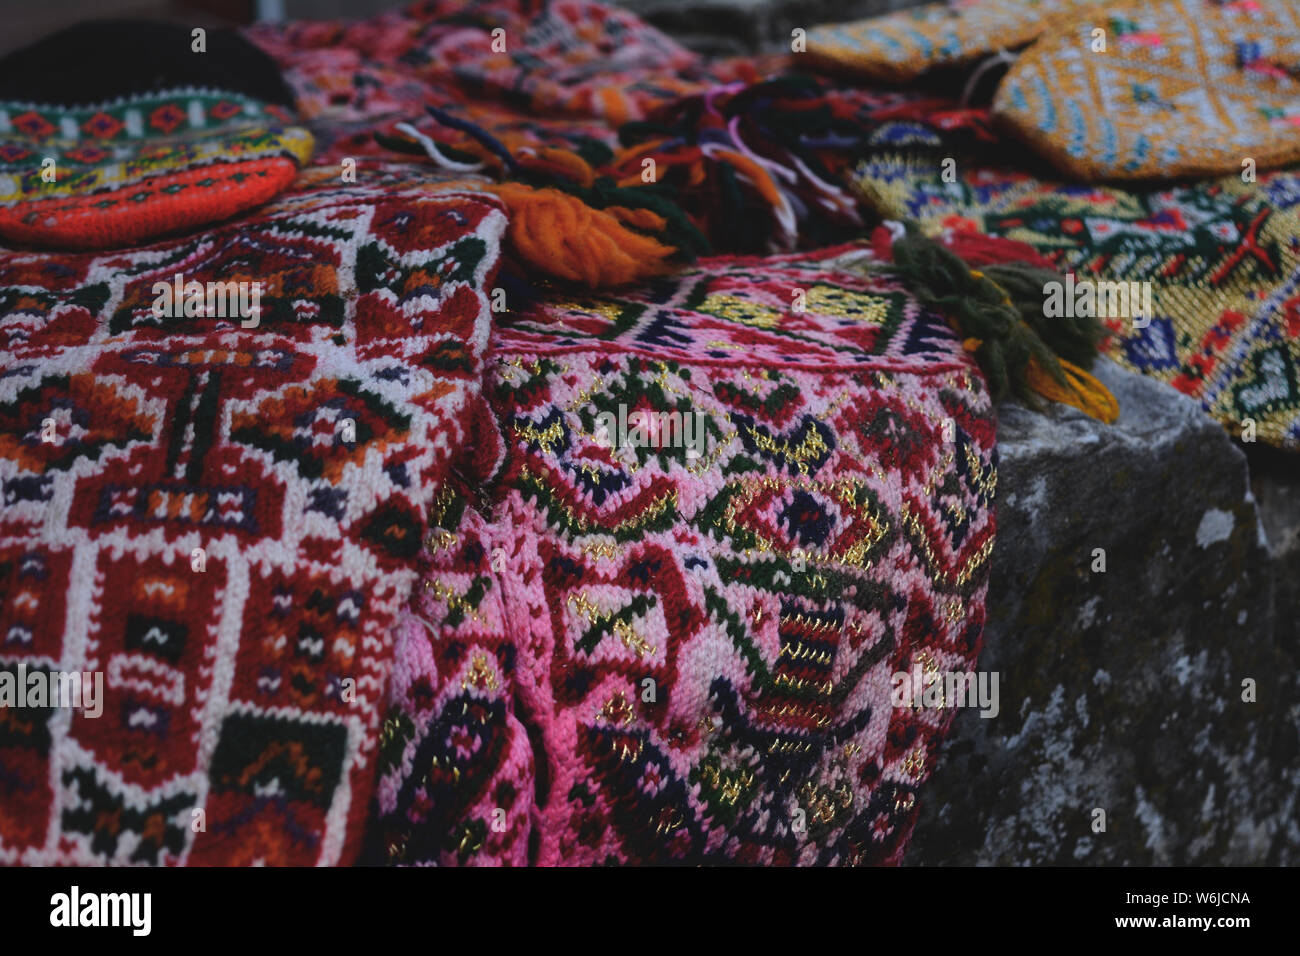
top-left (580, 177), bottom-right (711, 260)
top-left (977, 261), bottom-right (1106, 370)
top-left (884, 222), bottom-right (1105, 405)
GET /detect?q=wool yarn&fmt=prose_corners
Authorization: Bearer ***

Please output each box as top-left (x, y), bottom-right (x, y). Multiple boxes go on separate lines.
top-left (0, 89), bottom-right (313, 250)
top-left (0, 163), bottom-right (508, 864)
top-left (993, 0), bottom-right (1300, 181)
top-left (389, 76), bottom-right (883, 271)
top-left (608, 77), bottom-right (871, 254)
top-left (883, 223), bottom-right (1113, 419)
top-left (484, 182), bottom-right (678, 286)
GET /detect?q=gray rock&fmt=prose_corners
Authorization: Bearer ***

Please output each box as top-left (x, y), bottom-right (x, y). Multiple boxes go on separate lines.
top-left (1245, 444), bottom-right (1300, 650)
top-left (906, 359), bottom-right (1300, 865)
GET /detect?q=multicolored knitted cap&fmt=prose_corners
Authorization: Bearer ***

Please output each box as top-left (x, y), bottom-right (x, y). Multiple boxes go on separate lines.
top-left (992, 0), bottom-right (1300, 181)
top-left (805, 0), bottom-right (1109, 84)
top-left (0, 89), bottom-right (313, 250)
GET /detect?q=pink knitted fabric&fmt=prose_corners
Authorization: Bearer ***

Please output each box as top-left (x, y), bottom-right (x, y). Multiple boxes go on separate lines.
top-left (368, 241), bottom-right (998, 865)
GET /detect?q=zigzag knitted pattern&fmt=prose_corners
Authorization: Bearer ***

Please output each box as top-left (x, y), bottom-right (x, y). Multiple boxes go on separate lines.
top-left (0, 162), bottom-right (505, 864)
top-left (368, 241), bottom-right (998, 865)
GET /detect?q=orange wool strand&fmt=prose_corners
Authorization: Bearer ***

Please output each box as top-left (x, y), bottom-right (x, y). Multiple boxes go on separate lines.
top-left (517, 147), bottom-right (596, 187)
top-left (597, 88), bottom-right (632, 126)
top-left (486, 182), bottom-right (676, 286)
top-left (709, 148), bottom-right (784, 210)
top-left (610, 138), bottom-right (669, 168)
top-left (604, 205), bottom-right (668, 232)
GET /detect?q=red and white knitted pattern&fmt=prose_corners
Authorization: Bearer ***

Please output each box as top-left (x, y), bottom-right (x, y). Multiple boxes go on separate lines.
top-left (0, 163), bottom-right (505, 865)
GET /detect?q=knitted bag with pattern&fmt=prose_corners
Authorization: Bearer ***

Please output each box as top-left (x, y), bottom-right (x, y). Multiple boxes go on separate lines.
top-left (0, 162), bottom-right (506, 864)
top-left (368, 241), bottom-right (999, 865)
top-left (0, 90), bottom-right (313, 250)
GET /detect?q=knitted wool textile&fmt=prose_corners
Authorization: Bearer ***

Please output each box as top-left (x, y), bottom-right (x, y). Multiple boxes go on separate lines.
top-left (368, 242), bottom-right (998, 865)
top-left (993, 0), bottom-right (1300, 181)
top-left (827, 88), bottom-right (1004, 156)
top-left (854, 150), bottom-right (1300, 448)
top-left (244, 0), bottom-right (771, 174)
top-left (0, 90), bottom-right (313, 250)
top-left (245, 0), bottom-right (761, 129)
top-left (805, 0), bottom-right (1109, 84)
top-left (0, 162), bottom-right (507, 864)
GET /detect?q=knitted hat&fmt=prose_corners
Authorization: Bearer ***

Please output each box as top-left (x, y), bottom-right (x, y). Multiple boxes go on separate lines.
top-left (0, 89), bottom-right (313, 250)
top-left (0, 20), bottom-right (311, 250)
top-left (992, 0), bottom-right (1300, 181)
top-left (805, 0), bottom-right (1109, 84)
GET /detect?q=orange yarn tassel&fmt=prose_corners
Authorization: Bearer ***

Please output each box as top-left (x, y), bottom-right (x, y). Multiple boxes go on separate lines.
top-left (610, 138), bottom-right (670, 168)
top-left (516, 147), bottom-right (596, 188)
top-left (1025, 356), bottom-right (1119, 424)
top-left (485, 182), bottom-right (676, 287)
top-left (603, 205), bottom-right (668, 232)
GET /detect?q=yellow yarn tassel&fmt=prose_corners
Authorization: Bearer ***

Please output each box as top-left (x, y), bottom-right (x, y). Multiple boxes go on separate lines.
top-left (1025, 355), bottom-right (1119, 424)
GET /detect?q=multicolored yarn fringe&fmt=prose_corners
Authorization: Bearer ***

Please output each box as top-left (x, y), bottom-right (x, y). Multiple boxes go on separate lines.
top-left (0, 163), bottom-right (506, 864)
top-left (377, 75), bottom-right (882, 272)
top-left (0, 90), bottom-right (313, 250)
top-left (383, 83), bottom-right (876, 290)
top-left (855, 147), bottom-right (1300, 447)
top-left (993, 0), bottom-right (1300, 181)
top-left (368, 240), bottom-right (999, 865)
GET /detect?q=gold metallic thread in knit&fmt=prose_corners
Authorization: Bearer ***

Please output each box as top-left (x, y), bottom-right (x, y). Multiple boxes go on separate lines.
top-left (568, 591), bottom-right (657, 658)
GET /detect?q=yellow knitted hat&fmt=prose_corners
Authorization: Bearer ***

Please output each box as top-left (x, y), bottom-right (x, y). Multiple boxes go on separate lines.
top-left (805, 0), bottom-right (1109, 84)
top-left (992, 0), bottom-right (1300, 181)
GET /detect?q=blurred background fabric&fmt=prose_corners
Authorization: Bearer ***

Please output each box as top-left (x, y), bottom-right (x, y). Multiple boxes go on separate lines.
top-left (0, 0), bottom-right (927, 58)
